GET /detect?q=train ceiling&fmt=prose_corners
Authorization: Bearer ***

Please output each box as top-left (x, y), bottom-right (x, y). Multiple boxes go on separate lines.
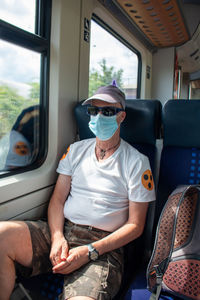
top-left (98, 0), bottom-right (191, 50)
top-left (98, 0), bottom-right (200, 75)
top-left (114, 0), bottom-right (189, 48)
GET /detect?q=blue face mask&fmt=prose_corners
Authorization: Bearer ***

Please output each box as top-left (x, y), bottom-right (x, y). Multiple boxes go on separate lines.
top-left (89, 114), bottom-right (118, 141)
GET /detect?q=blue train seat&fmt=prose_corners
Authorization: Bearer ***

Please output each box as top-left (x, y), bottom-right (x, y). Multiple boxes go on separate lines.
top-left (120, 100), bottom-right (161, 174)
top-left (125, 99), bottom-right (200, 300)
top-left (124, 269), bottom-right (182, 300)
top-left (155, 99), bottom-right (200, 225)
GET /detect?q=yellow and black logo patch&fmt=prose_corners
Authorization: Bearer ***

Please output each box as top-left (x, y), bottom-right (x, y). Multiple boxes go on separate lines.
top-left (61, 146), bottom-right (70, 160)
top-left (141, 169), bottom-right (154, 191)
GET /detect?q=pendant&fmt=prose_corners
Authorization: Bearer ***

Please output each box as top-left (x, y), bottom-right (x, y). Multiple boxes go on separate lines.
top-left (100, 149), bottom-right (106, 159)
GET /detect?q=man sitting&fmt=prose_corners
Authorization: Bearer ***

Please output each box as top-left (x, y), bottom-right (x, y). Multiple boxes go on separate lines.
top-left (0, 84), bottom-right (155, 300)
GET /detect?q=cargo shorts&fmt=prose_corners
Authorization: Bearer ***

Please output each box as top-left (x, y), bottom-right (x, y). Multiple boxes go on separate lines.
top-left (16, 220), bottom-right (124, 300)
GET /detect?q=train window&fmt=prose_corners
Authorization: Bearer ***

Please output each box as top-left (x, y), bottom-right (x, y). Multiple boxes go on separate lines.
top-left (189, 80), bottom-right (200, 99)
top-left (89, 17), bottom-right (141, 99)
top-left (0, 0), bottom-right (36, 33)
top-left (0, 0), bottom-right (51, 176)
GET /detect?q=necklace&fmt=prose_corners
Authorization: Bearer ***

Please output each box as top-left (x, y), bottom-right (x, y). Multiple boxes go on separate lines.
top-left (96, 139), bottom-right (121, 160)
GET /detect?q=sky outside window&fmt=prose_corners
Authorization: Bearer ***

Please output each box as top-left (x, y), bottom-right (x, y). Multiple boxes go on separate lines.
top-left (89, 20), bottom-right (138, 99)
top-left (0, 0), bottom-right (36, 33)
top-left (0, 0), bottom-right (40, 97)
top-left (0, 39), bottom-right (40, 98)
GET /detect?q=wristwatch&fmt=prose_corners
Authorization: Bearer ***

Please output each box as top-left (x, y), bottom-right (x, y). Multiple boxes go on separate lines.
top-left (87, 244), bottom-right (99, 261)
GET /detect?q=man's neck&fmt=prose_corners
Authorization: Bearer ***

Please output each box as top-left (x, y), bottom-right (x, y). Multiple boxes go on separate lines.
top-left (95, 129), bottom-right (121, 160)
top-left (96, 128), bottom-right (120, 149)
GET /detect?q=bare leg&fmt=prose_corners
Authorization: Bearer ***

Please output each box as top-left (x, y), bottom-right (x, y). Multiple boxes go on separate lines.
top-left (0, 221), bottom-right (33, 300)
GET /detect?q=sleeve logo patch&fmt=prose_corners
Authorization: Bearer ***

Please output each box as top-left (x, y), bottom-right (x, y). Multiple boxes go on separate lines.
top-left (61, 146), bottom-right (70, 160)
top-left (141, 169), bottom-right (154, 191)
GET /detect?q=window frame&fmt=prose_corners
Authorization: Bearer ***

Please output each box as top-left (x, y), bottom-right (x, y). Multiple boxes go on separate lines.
top-left (90, 14), bottom-right (142, 99)
top-left (0, 0), bottom-right (52, 177)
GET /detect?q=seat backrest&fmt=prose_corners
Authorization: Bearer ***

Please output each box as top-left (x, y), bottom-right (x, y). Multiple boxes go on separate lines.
top-left (120, 100), bottom-right (161, 174)
top-left (74, 101), bottom-right (94, 140)
top-left (155, 99), bottom-right (200, 225)
top-left (74, 99), bottom-right (162, 175)
top-left (120, 100), bottom-right (162, 267)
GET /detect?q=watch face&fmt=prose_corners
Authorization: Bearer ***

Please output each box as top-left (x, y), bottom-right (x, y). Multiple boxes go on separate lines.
top-left (90, 249), bottom-right (99, 261)
top-left (88, 244), bottom-right (99, 261)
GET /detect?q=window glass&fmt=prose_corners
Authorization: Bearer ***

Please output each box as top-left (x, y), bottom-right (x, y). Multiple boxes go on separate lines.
top-left (89, 19), bottom-right (139, 99)
top-left (0, 0), bottom-right (36, 33)
top-left (0, 0), bottom-right (51, 177)
top-left (0, 40), bottom-right (40, 171)
top-left (189, 80), bottom-right (200, 99)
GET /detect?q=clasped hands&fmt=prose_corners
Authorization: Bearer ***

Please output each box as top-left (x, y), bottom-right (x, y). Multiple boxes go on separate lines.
top-left (49, 236), bottom-right (89, 274)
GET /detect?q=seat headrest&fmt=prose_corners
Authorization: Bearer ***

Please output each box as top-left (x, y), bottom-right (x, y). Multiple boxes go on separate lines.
top-left (120, 100), bottom-right (161, 145)
top-left (74, 102), bottom-right (94, 140)
top-left (163, 100), bottom-right (200, 147)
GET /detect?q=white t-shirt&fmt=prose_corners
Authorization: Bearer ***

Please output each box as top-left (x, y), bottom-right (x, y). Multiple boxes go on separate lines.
top-left (57, 138), bottom-right (155, 232)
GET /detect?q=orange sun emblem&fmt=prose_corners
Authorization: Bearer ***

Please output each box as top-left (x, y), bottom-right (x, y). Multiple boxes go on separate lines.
top-left (141, 169), bottom-right (154, 191)
top-left (14, 141), bottom-right (29, 156)
top-left (61, 146), bottom-right (70, 160)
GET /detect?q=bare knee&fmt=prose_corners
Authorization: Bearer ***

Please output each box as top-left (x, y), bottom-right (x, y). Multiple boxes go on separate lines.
top-left (0, 221), bottom-right (14, 252)
top-left (0, 221), bottom-right (33, 267)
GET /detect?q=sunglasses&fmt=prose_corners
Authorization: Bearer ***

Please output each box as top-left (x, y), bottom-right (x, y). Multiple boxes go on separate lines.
top-left (87, 106), bottom-right (124, 117)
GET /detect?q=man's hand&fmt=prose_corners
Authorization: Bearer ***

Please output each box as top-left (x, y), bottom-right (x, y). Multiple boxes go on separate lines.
top-left (49, 236), bottom-right (69, 266)
top-left (52, 245), bottom-right (89, 274)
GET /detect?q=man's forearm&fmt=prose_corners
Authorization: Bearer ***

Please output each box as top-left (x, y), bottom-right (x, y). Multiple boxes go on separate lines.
top-left (47, 174), bottom-right (71, 242)
top-left (48, 198), bottom-right (65, 241)
top-left (92, 222), bottom-right (143, 256)
top-left (92, 201), bottom-right (149, 256)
